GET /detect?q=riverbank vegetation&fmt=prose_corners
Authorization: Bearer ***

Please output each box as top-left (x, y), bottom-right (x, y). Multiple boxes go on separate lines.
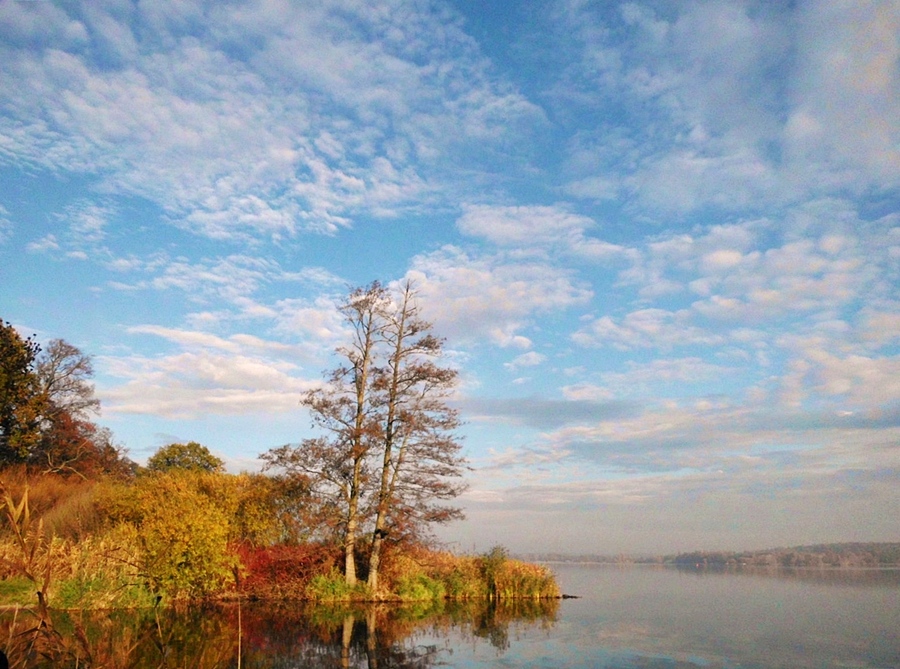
top-left (0, 284), bottom-right (559, 615)
top-left (0, 467), bottom-right (558, 609)
top-left (663, 543), bottom-right (900, 568)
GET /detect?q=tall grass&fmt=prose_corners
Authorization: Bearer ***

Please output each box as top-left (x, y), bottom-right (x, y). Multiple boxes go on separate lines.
top-left (0, 467), bottom-right (100, 541)
top-left (376, 545), bottom-right (560, 601)
top-left (306, 568), bottom-right (370, 601)
top-left (491, 559), bottom-right (560, 599)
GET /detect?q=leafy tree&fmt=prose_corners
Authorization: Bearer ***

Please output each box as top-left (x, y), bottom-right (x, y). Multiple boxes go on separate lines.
top-left (262, 281), bottom-right (466, 589)
top-left (147, 441), bottom-right (224, 473)
top-left (1, 327), bottom-right (129, 477)
top-left (36, 412), bottom-right (131, 479)
top-left (32, 340), bottom-right (132, 477)
top-left (0, 321), bottom-right (45, 462)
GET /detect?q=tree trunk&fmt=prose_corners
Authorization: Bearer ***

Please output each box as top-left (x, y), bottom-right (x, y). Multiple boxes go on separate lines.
top-left (367, 527), bottom-right (385, 591)
top-left (341, 614), bottom-right (354, 669)
top-left (344, 517), bottom-right (358, 587)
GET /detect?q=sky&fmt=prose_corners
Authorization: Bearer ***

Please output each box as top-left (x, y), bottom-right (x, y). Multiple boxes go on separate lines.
top-left (1, 0), bottom-right (898, 556)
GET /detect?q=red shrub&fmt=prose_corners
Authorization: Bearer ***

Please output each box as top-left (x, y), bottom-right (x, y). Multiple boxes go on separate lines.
top-left (233, 543), bottom-right (340, 599)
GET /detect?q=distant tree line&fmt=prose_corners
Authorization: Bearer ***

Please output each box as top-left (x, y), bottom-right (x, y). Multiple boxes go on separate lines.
top-left (663, 543), bottom-right (900, 568)
top-left (521, 543), bottom-right (900, 568)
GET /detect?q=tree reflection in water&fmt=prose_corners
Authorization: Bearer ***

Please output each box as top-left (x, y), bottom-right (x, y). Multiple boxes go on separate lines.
top-left (0, 598), bottom-right (558, 668)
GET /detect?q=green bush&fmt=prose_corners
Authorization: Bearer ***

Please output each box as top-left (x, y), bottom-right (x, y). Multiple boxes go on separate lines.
top-left (49, 531), bottom-right (157, 609)
top-left (0, 576), bottom-right (36, 606)
top-left (479, 545), bottom-right (509, 599)
top-left (54, 573), bottom-right (156, 610)
top-left (395, 573), bottom-right (445, 601)
top-left (442, 563), bottom-right (483, 599)
top-left (306, 568), bottom-right (358, 601)
top-left (100, 472), bottom-right (237, 600)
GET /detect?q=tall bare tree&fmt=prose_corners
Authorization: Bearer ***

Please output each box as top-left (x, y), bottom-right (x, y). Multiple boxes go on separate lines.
top-left (36, 339), bottom-right (100, 421)
top-left (366, 281), bottom-right (466, 591)
top-left (264, 283), bottom-right (389, 586)
top-left (262, 281), bottom-right (466, 588)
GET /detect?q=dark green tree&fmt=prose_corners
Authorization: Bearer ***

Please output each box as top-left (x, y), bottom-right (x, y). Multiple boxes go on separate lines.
top-left (0, 321), bottom-right (45, 462)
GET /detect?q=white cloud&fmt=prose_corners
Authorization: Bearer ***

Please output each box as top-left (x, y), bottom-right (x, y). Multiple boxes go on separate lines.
top-left (557, 1), bottom-right (899, 218)
top-left (26, 234), bottom-right (60, 253)
top-left (795, 348), bottom-right (900, 409)
top-left (271, 295), bottom-right (349, 344)
top-left (0, 205), bottom-right (11, 245)
top-left (859, 309), bottom-right (900, 348)
top-left (108, 254), bottom-right (310, 306)
top-left (561, 383), bottom-right (614, 402)
top-left (504, 351), bottom-right (546, 371)
top-left (599, 357), bottom-right (731, 391)
top-left (459, 203), bottom-right (585, 247)
top-left (573, 308), bottom-right (723, 350)
top-left (786, 1), bottom-right (900, 191)
top-left (62, 200), bottom-right (111, 245)
top-left (0, 0), bottom-right (544, 241)
top-left (100, 350), bottom-right (317, 419)
top-left (406, 245), bottom-right (592, 345)
top-left (456, 204), bottom-right (630, 262)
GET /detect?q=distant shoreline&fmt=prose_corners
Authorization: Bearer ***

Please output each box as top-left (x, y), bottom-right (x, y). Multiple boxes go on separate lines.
top-left (517, 541), bottom-right (900, 568)
top-left (538, 561), bottom-right (900, 570)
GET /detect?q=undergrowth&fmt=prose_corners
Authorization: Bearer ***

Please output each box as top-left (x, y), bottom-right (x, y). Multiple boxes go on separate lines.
top-left (0, 471), bottom-right (560, 608)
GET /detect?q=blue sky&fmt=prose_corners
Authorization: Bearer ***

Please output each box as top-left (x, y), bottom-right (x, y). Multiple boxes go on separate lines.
top-left (1, 0), bottom-right (898, 555)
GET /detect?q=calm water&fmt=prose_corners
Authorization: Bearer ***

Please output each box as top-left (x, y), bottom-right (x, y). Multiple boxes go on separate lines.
top-left (528, 564), bottom-right (900, 668)
top-left (3, 565), bottom-right (899, 667)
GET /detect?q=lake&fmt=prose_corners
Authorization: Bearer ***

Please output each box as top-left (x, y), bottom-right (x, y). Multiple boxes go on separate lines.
top-left (3, 564), bottom-right (899, 667)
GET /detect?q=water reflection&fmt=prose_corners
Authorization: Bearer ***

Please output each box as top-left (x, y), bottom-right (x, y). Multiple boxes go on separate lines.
top-left (553, 564), bottom-right (900, 669)
top-left (668, 564), bottom-right (900, 588)
top-left (0, 597), bottom-right (559, 668)
top-left (4, 567), bottom-right (897, 668)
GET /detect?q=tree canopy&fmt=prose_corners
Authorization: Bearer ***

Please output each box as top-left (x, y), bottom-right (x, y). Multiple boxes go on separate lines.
top-left (0, 321), bottom-right (131, 477)
top-left (147, 441), bottom-right (225, 474)
top-left (0, 321), bottom-right (45, 461)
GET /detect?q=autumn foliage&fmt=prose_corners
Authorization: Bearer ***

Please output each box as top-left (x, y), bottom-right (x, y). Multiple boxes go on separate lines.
top-left (0, 307), bottom-right (557, 611)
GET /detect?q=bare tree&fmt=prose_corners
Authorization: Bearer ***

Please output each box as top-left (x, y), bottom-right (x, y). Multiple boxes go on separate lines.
top-left (264, 283), bottom-right (389, 586)
top-left (262, 282), bottom-right (466, 589)
top-left (366, 281), bottom-right (466, 591)
top-left (36, 339), bottom-right (100, 421)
